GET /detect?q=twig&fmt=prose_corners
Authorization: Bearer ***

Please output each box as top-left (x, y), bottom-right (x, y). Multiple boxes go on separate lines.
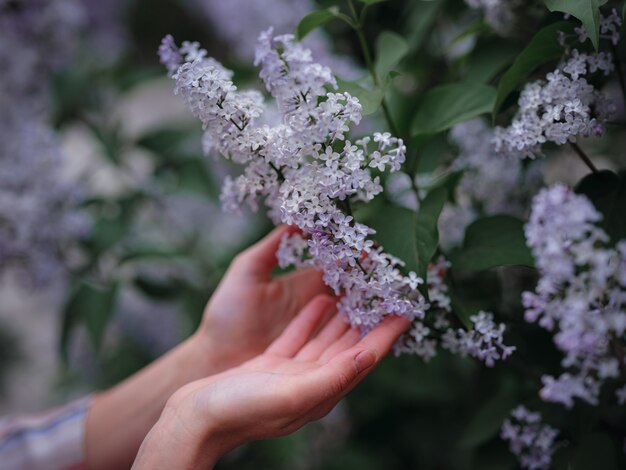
top-left (569, 141), bottom-right (598, 174)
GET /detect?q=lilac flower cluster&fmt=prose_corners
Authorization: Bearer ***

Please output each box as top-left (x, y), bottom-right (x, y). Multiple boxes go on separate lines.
top-left (161, 33), bottom-right (515, 362)
top-left (0, 115), bottom-right (90, 285)
top-left (523, 184), bottom-right (626, 408)
top-left (0, 0), bottom-right (89, 286)
top-left (501, 406), bottom-right (560, 470)
top-left (493, 48), bottom-right (616, 159)
top-left (439, 119), bottom-right (542, 249)
top-left (441, 311), bottom-right (516, 367)
top-left (192, 0), bottom-right (358, 78)
top-left (161, 32), bottom-right (425, 332)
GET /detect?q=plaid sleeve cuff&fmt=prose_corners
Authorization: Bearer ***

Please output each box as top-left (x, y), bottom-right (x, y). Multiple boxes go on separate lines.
top-left (0, 396), bottom-right (92, 470)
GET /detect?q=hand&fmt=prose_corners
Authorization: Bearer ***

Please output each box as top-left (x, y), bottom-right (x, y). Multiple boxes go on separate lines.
top-left (133, 296), bottom-right (410, 469)
top-left (195, 225), bottom-right (329, 369)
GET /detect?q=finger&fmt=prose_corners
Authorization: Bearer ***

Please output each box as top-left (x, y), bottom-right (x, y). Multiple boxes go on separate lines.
top-left (231, 225), bottom-right (296, 280)
top-left (348, 315), bottom-right (411, 359)
top-left (280, 268), bottom-right (329, 311)
top-left (265, 295), bottom-right (335, 357)
top-left (299, 317), bottom-right (411, 411)
top-left (295, 314), bottom-right (349, 361)
top-left (319, 328), bottom-right (361, 363)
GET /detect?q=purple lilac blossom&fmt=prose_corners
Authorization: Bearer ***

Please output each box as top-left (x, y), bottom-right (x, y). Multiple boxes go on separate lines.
top-left (0, 114), bottom-right (90, 286)
top-left (523, 184), bottom-right (626, 408)
top-left (160, 33), bottom-right (515, 362)
top-left (501, 406), bottom-right (560, 470)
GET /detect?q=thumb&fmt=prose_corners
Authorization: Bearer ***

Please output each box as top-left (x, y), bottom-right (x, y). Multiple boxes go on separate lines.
top-left (230, 225), bottom-right (297, 280)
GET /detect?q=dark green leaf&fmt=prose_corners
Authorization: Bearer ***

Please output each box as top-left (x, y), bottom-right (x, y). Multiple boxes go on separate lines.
top-left (406, 0), bottom-right (442, 52)
top-left (368, 204), bottom-right (419, 273)
top-left (465, 42), bottom-right (522, 84)
top-left (543, 0), bottom-right (608, 50)
top-left (375, 31), bottom-right (409, 80)
top-left (575, 170), bottom-right (626, 244)
top-left (296, 7), bottom-right (341, 40)
top-left (571, 433), bottom-right (617, 470)
top-left (412, 82), bottom-right (496, 134)
top-left (459, 377), bottom-right (520, 448)
top-left (134, 275), bottom-right (183, 300)
top-left (336, 77), bottom-right (384, 115)
top-left (414, 186), bottom-right (449, 296)
top-left (61, 282), bottom-right (119, 360)
top-left (136, 128), bottom-right (190, 156)
top-left (358, 0), bottom-right (387, 4)
top-left (452, 215), bottom-right (534, 271)
top-left (494, 21), bottom-right (574, 114)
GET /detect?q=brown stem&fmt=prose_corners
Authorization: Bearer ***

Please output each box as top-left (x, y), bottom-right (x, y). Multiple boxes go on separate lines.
top-left (569, 141), bottom-right (598, 173)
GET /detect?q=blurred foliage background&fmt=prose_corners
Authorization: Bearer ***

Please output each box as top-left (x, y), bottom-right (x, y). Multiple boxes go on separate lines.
top-left (1, 0), bottom-right (626, 469)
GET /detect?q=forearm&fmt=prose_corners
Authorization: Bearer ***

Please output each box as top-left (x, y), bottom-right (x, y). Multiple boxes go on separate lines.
top-left (85, 333), bottom-right (217, 470)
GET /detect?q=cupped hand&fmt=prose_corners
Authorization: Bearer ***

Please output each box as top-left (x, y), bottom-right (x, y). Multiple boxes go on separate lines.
top-left (196, 225), bottom-right (330, 369)
top-left (139, 296), bottom-right (410, 469)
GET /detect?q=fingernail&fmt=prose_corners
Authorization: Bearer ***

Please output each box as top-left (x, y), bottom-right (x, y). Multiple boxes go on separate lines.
top-left (354, 350), bottom-right (377, 373)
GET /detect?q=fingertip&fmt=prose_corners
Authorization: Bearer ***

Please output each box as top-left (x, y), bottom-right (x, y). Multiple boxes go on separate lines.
top-left (354, 349), bottom-right (377, 373)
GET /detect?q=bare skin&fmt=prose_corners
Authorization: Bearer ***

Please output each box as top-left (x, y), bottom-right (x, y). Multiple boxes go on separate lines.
top-left (132, 297), bottom-right (411, 469)
top-left (85, 225), bottom-right (329, 470)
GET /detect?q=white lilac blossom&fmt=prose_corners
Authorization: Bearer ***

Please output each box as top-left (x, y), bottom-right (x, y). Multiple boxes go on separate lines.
top-left (437, 119), bottom-right (542, 250)
top-left (494, 16), bottom-right (618, 159)
top-left (193, 0), bottom-right (359, 78)
top-left (501, 406), bottom-right (560, 470)
top-left (523, 184), bottom-right (626, 408)
top-left (464, 0), bottom-right (522, 35)
top-left (161, 33), bottom-right (516, 363)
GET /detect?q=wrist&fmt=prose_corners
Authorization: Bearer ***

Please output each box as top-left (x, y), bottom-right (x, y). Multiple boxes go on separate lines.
top-left (133, 409), bottom-right (220, 470)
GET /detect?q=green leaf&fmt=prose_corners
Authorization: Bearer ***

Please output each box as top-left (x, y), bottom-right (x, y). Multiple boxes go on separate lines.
top-left (136, 128), bottom-right (190, 156)
top-left (358, 0), bottom-right (387, 4)
top-left (575, 170), bottom-right (626, 244)
top-left (336, 77), bottom-right (385, 115)
top-left (459, 377), bottom-right (520, 448)
top-left (134, 275), bottom-right (183, 300)
top-left (296, 7), bottom-right (340, 40)
top-left (543, 0), bottom-right (608, 50)
top-left (368, 204), bottom-right (419, 274)
top-left (571, 433), bottom-right (617, 470)
top-left (61, 282), bottom-right (119, 360)
top-left (494, 21), bottom-right (574, 114)
top-left (414, 185), bottom-right (449, 296)
top-left (465, 42), bottom-right (522, 84)
top-left (412, 82), bottom-right (496, 134)
top-left (452, 215), bottom-right (534, 272)
top-left (374, 31), bottom-right (409, 80)
top-left (406, 0), bottom-right (442, 52)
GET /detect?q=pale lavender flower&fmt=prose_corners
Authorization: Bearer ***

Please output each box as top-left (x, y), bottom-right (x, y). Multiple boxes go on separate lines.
top-left (0, 115), bottom-right (89, 286)
top-left (524, 184), bottom-right (626, 407)
top-left (493, 51), bottom-right (615, 159)
top-left (441, 311), bottom-right (515, 367)
top-left (162, 33), bottom-right (420, 339)
top-left (501, 406), bottom-right (560, 470)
